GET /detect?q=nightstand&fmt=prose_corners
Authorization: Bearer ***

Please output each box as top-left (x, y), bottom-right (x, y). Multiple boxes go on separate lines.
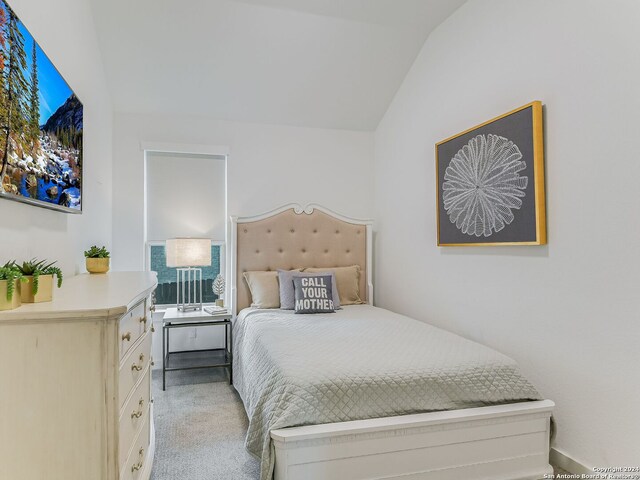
top-left (161, 307), bottom-right (232, 390)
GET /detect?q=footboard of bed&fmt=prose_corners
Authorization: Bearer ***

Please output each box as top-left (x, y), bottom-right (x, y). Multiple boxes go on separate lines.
top-left (271, 400), bottom-right (554, 480)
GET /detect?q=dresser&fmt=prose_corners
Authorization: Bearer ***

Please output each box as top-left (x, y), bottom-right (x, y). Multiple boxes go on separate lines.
top-left (0, 272), bottom-right (158, 480)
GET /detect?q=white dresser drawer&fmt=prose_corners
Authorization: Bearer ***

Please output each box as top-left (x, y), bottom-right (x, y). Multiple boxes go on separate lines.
top-left (119, 300), bottom-right (148, 361)
top-left (120, 409), bottom-right (151, 480)
top-left (119, 332), bottom-right (152, 410)
top-left (119, 365), bottom-right (151, 466)
top-left (0, 272), bottom-right (157, 480)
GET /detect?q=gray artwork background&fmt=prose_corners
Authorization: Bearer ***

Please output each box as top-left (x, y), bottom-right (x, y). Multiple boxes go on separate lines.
top-left (437, 107), bottom-right (536, 244)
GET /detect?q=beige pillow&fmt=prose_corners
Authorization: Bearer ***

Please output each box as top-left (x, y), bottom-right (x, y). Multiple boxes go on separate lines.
top-left (243, 269), bottom-right (302, 308)
top-left (304, 265), bottom-right (363, 305)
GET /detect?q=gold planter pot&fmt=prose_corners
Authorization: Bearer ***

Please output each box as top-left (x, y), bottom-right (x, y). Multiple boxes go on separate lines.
top-left (21, 274), bottom-right (53, 303)
top-left (0, 279), bottom-right (21, 310)
top-left (86, 257), bottom-right (110, 274)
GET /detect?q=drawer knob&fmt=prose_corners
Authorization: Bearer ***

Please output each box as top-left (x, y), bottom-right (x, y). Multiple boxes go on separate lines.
top-left (122, 332), bottom-right (132, 342)
top-left (131, 398), bottom-right (145, 419)
top-left (139, 317), bottom-right (147, 324)
top-left (131, 353), bottom-right (145, 372)
top-left (131, 448), bottom-right (144, 472)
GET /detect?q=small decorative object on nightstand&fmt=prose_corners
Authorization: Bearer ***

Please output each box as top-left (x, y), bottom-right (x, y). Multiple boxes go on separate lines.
top-left (166, 238), bottom-right (211, 311)
top-left (162, 307), bottom-right (232, 390)
top-left (212, 273), bottom-right (225, 307)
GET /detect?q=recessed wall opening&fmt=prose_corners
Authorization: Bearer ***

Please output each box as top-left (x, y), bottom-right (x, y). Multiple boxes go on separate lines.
top-left (144, 150), bottom-right (227, 307)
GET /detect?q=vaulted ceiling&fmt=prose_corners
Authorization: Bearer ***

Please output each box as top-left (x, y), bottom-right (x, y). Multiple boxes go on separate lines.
top-left (90, 0), bottom-right (465, 131)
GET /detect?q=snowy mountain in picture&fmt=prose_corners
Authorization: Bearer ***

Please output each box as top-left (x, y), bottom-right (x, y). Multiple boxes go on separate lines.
top-left (0, 0), bottom-right (83, 212)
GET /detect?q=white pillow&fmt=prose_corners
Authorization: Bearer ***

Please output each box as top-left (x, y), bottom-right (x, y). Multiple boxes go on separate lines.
top-left (243, 271), bottom-right (280, 308)
top-left (243, 269), bottom-right (303, 308)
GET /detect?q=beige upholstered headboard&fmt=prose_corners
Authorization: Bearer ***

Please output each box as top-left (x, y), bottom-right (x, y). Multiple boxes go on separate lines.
top-left (230, 204), bottom-right (373, 314)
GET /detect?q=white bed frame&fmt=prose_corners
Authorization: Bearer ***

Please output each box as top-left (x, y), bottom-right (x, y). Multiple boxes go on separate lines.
top-left (230, 203), bottom-right (554, 480)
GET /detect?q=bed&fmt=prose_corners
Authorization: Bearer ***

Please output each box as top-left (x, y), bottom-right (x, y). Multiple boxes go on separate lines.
top-left (230, 204), bottom-right (554, 480)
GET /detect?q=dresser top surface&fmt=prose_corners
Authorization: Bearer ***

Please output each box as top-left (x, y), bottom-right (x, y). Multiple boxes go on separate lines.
top-left (0, 271), bottom-right (157, 323)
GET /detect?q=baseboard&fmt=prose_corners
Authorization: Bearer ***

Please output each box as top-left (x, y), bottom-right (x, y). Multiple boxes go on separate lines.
top-left (550, 448), bottom-right (593, 475)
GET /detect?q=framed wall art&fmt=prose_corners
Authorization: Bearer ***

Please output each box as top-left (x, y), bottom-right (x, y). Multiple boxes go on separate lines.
top-left (0, 0), bottom-right (83, 213)
top-left (436, 101), bottom-right (546, 246)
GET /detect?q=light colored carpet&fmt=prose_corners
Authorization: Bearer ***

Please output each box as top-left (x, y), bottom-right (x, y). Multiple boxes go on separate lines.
top-left (151, 369), bottom-right (568, 480)
top-left (150, 369), bottom-right (260, 480)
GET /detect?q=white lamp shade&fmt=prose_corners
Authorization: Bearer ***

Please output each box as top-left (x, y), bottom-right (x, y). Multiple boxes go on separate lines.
top-left (166, 238), bottom-right (211, 267)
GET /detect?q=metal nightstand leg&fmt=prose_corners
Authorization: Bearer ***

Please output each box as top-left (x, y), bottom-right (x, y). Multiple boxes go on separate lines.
top-left (229, 322), bottom-right (233, 385)
top-left (162, 323), bottom-right (166, 391)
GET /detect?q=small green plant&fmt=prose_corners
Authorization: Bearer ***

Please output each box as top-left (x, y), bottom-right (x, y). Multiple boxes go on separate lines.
top-left (84, 245), bottom-right (110, 258)
top-left (0, 264), bottom-right (26, 301)
top-left (12, 259), bottom-right (63, 294)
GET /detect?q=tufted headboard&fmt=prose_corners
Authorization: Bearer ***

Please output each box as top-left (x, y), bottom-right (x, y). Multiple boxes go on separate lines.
top-left (230, 204), bottom-right (373, 314)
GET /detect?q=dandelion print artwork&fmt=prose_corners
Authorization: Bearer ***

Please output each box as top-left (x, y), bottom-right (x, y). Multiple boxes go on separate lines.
top-left (436, 102), bottom-right (546, 246)
top-left (442, 134), bottom-right (527, 238)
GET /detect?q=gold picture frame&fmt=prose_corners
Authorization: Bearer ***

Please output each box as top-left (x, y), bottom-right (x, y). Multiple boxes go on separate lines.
top-left (435, 101), bottom-right (546, 246)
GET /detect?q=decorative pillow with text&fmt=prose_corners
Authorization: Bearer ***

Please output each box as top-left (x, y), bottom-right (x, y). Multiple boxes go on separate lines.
top-left (293, 275), bottom-right (335, 314)
top-left (278, 269), bottom-right (341, 310)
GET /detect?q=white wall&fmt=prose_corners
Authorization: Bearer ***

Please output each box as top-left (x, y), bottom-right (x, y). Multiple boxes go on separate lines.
top-left (112, 112), bottom-right (374, 271)
top-left (0, 0), bottom-right (112, 275)
top-left (113, 113), bottom-right (373, 364)
top-left (374, 0), bottom-right (640, 468)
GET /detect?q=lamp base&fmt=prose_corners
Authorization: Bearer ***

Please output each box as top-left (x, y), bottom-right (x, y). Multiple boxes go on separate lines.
top-left (177, 304), bottom-right (202, 312)
top-left (176, 267), bottom-right (203, 312)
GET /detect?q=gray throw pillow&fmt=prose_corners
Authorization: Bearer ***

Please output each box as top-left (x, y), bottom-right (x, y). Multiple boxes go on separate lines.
top-left (278, 270), bottom-right (341, 310)
top-left (293, 275), bottom-right (336, 314)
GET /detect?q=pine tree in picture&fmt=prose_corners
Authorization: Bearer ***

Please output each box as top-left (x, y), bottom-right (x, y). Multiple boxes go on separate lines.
top-left (212, 274), bottom-right (225, 308)
top-left (28, 40), bottom-right (39, 151)
top-left (0, 3), bottom-right (29, 182)
top-left (0, 0), bottom-right (84, 212)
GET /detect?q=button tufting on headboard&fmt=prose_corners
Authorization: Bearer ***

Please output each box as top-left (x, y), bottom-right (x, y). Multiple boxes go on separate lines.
top-left (234, 206), bottom-right (371, 312)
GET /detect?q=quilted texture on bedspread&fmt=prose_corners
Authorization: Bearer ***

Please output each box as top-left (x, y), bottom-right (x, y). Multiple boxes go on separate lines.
top-left (233, 305), bottom-right (540, 480)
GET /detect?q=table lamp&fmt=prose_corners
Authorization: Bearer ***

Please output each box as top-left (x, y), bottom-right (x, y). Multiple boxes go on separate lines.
top-left (166, 238), bottom-right (211, 311)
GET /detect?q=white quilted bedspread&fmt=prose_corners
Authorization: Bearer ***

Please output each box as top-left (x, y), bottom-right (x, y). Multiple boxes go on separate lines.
top-left (233, 305), bottom-right (540, 480)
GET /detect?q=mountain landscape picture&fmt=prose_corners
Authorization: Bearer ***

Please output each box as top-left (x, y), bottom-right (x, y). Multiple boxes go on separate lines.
top-left (0, 0), bottom-right (83, 212)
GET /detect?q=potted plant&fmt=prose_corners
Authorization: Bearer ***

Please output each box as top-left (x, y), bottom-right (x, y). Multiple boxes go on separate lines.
top-left (0, 264), bottom-right (26, 311)
top-left (14, 259), bottom-right (63, 303)
top-left (212, 274), bottom-right (225, 307)
top-left (84, 245), bottom-right (110, 274)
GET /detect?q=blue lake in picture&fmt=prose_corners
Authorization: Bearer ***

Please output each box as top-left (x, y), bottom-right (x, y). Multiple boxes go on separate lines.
top-left (0, 0), bottom-right (83, 212)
